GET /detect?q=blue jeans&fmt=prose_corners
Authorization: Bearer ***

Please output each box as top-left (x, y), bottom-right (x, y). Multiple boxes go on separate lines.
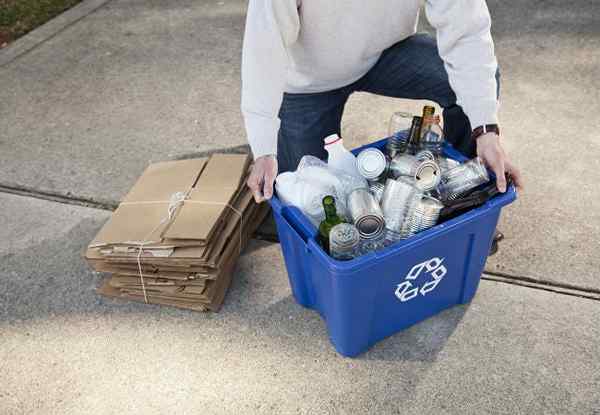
top-left (277, 33), bottom-right (500, 172)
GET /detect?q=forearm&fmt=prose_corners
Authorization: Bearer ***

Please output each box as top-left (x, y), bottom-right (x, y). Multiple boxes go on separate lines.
top-left (241, 0), bottom-right (299, 159)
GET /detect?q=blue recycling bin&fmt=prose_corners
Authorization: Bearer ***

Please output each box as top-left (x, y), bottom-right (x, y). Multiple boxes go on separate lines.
top-left (270, 138), bottom-right (517, 357)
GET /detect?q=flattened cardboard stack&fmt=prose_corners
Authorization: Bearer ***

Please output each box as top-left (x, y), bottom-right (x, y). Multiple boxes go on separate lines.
top-left (85, 153), bottom-right (269, 311)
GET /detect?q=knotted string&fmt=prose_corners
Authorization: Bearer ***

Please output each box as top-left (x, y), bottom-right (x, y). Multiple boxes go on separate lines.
top-left (134, 191), bottom-right (186, 303)
top-left (122, 192), bottom-right (244, 304)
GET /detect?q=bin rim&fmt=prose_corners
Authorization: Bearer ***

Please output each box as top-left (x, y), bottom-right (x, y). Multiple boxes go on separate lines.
top-left (269, 139), bottom-right (517, 276)
top-left (270, 184), bottom-right (515, 275)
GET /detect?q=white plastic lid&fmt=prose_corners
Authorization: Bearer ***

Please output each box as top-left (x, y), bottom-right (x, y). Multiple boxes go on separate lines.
top-left (323, 134), bottom-right (342, 146)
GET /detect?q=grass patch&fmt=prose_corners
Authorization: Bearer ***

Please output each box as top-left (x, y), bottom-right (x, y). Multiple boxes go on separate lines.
top-left (0, 0), bottom-right (83, 46)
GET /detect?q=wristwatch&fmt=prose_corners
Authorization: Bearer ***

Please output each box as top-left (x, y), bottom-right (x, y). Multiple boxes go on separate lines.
top-left (472, 124), bottom-right (500, 140)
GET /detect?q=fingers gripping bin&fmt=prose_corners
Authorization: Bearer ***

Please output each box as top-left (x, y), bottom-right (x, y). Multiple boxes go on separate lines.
top-left (270, 139), bottom-right (517, 357)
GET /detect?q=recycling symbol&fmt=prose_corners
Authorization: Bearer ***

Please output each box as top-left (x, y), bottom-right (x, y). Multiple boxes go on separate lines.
top-left (394, 257), bottom-right (447, 302)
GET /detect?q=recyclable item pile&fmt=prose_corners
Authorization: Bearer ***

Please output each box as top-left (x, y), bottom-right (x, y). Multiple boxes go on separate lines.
top-left (275, 106), bottom-right (496, 260)
top-left (85, 154), bottom-right (269, 311)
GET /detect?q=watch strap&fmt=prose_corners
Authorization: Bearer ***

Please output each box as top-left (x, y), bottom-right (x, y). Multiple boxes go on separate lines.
top-left (472, 124), bottom-right (500, 140)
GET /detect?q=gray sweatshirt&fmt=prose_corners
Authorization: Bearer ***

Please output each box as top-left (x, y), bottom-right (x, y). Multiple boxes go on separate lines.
top-left (241, 0), bottom-right (499, 158)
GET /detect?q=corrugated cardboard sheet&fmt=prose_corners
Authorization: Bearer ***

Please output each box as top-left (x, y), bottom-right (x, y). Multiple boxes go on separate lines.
top-left (85, 153), bottom-right (269, 311)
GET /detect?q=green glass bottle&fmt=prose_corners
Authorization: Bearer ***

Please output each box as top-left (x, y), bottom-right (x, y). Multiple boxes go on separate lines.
top-left (407, 115), bottom-right (422, 154)
top-left (319, 195), bottom-right (345, 253)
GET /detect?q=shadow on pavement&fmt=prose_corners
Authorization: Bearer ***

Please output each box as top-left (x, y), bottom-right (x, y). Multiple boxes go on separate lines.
top-left (1, 216), bottom-right (466, 363)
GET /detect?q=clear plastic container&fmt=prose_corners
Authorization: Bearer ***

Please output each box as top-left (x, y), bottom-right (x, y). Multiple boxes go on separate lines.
top-left (438, 158), bottom-right (490, 201)
top-left (386, 112), bottom-right (413, 158)
top-left (368, 181), bottom-right (385, 204)
top-left (380, 178), bottom-right (421, 233)
top-left (403, 195), bottom-right (444, 234)
top-left (330, 223), bottom-right (361, 260)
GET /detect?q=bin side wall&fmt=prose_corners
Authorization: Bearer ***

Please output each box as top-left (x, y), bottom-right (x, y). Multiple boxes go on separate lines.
top-left (272, 204), bottom-right (314, 307)
top-left (312, 207), bottom-right (502, 357)
top-left (460, 207), bottom-right (502, 303)
top-left (271, 138), bottom-right (513, 357)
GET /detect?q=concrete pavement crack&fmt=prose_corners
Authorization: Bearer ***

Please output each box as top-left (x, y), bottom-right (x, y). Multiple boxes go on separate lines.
top-left (0, 183), bottom-right (118, 210)
top-left (0, 146), bottom-right (251, 211)
top-left (481, 275), bottom-right (600, 302)
top-left (484, 270), bottom-right (600, 297)
top-left (2, 183), bottom-right (599, 302)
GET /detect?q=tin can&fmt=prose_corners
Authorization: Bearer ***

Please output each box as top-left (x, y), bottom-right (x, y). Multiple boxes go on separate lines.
top-left (329, 223), bottom-right (361, 260)
top-left (347, 188), bottom-right (385, 239)
top-left (390, 155), bottom-right (441, 192)
top-left (356, 148), bottom-right (388, 181)
top-left (414, 159), bottom-right (441, 192)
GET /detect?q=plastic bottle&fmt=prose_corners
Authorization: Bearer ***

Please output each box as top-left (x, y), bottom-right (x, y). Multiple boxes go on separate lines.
top-left (324, 134), bottom-right (362, 180)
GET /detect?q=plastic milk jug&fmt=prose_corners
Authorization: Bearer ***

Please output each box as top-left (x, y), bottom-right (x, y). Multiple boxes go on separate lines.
top-left (324, 134), bottom-right (361, 180)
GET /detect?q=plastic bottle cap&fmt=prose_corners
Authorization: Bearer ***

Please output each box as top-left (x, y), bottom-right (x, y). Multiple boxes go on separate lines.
top-left (324, 134), bottom-right (342, 146)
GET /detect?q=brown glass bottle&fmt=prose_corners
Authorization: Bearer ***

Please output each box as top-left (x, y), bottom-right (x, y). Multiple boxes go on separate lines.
top-left (420, 106), bottom-right (436, 139)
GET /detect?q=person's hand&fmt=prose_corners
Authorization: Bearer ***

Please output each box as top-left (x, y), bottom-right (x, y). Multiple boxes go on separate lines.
top-left (476, 132), bottom-right (523, 193)
top-left (247, 154), bottom-right (278, 203)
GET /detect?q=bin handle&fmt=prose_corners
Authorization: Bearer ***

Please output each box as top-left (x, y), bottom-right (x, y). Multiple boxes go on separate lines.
top-left (281, 205), bottom-right (318, 244)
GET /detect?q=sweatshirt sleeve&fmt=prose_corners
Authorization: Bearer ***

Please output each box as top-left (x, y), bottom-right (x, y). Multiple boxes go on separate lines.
top-left (425, 0), bottom-right (499, 129)
top-left (241, 0), bottom-right (300, 159)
